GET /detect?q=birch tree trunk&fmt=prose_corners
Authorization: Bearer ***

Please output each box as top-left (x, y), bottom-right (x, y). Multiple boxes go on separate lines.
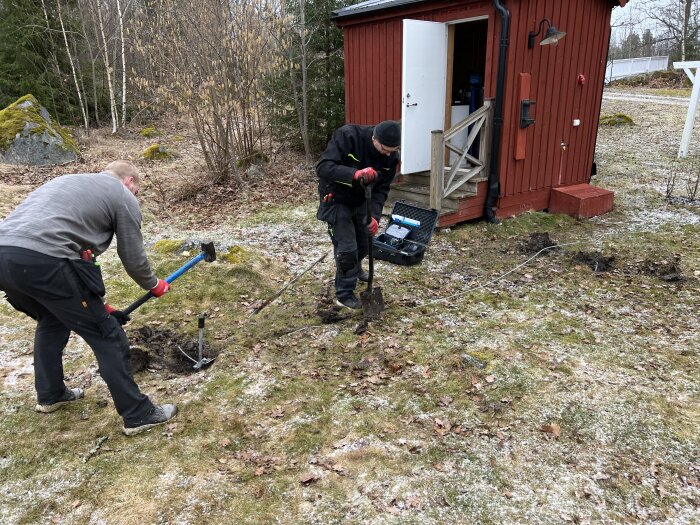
top-left (57, 0), bottom-right (89, 129)
top-left (117, 0), bottom-right (127, 127)
top-left (96, 0), bottom-right (118, 133)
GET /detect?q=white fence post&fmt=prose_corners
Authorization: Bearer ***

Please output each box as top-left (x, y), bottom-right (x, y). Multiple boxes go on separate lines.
top-left (674, 61), bottom-right (700, 158)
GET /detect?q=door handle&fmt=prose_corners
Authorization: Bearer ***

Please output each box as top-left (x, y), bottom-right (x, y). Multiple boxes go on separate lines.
top-left (406, 102), bottom-right (418, 107)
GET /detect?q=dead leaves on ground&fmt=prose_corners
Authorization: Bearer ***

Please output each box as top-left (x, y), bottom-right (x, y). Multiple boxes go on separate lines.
top-left (540, 422), bottom-right (562, 439)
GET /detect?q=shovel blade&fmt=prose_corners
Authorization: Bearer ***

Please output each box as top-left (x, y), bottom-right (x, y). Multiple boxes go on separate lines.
top-left (360, 286), bottom-right (385, 318)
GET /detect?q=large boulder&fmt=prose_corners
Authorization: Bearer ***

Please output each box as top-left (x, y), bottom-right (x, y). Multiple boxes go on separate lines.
top-left (0, 95), bottom-right (78, 165)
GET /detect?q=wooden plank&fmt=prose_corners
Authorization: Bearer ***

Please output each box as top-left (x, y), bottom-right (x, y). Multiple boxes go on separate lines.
top-left (443, 105), bottom-right (489, 140)
top-left (430, 130), bottom-right (445, 210)
top-left (479, 100), bottom-right (492, 183)
top-left (390, 183), bottom-right (477, 199)
top-left (445, 166), bottom-right (484, 195)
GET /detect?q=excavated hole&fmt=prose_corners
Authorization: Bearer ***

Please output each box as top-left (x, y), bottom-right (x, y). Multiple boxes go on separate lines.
top-left (642, 255), bottom-right (684, 282)
top-left (573, 251), bottom-right (615, 273)
top-left (521, 232), bottom-right (558, 254)
top-left (127, 326), bottom-right (217, 374)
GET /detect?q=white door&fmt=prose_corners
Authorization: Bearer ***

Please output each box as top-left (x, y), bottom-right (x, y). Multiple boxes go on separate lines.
top-left (401, 19), bottom-right (448, 174)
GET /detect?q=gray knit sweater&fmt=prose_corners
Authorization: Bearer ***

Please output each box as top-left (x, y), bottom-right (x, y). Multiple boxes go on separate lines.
top-left (0, 172), bottom-right (157, 290)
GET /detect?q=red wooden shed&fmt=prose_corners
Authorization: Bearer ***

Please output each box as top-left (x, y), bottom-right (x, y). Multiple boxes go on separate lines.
top-left (333, 0), bottom-right (627, 226)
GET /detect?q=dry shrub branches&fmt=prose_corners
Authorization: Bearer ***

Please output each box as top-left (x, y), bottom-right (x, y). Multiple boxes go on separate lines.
top-left (133, 0), bottom-right (283, 185)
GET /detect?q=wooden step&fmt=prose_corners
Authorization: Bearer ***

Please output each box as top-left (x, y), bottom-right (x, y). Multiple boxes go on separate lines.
top-left (398, 171), bottom-right (430, 185)
top-left (400, 167), bottom-right (486, 186)
top-left (384, 181), bottom-right (480, 216)
top-left (390, 182), bottom-right (478, 200)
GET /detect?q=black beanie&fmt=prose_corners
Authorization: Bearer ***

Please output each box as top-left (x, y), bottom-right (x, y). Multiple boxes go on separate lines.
top-left (373, 120), bottom-right (401, 148)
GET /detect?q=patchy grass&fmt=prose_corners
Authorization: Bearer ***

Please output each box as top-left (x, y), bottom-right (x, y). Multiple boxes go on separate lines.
top-left (1, 87), bottom-right (699, 524)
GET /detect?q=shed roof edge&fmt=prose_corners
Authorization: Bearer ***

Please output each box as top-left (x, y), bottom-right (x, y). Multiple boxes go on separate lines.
top-left (332, 0), bottom-right (431, 20)
top-left (333, 0), bottom-right (627, 21)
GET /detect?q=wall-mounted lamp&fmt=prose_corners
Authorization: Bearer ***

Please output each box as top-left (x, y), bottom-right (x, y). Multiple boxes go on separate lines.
top-left (527, 18), bottom-right (567, 49)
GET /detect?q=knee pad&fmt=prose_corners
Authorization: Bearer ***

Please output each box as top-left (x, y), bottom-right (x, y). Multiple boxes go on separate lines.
top-left (336, 251), bottom-right (358, 273)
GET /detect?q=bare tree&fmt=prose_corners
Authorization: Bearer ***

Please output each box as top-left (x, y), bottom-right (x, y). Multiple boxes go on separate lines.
top-left (637, 0), bottom-right (699, 61)
top-left (94, 0), bottom-right (118, 132)
top-left (56, 0), bottom-right (90, 129)
top-left (133, 0), bottom-right (283, 183)
top-left (116, 0), bottom-right (126, 128)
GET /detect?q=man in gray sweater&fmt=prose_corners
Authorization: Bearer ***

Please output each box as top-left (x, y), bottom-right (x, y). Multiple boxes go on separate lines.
top-left (0, 160), bottom-right (177, 435)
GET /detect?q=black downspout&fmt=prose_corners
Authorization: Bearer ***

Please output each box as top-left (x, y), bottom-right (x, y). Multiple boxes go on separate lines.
top-left (485, 0), bottom-right (510, 223)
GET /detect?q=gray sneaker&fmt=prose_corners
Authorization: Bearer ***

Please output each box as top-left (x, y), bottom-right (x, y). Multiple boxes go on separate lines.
top-left (122, 404), bottom-right (178, 436)
top-left (358, 268), bottom-right (370, 283)
top-left (35, 387), bottom-right (84, 413)
top-left (335, 294), bottom-right (362, 310)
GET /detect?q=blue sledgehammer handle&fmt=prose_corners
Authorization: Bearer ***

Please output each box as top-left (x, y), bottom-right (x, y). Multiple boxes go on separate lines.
top-left (122, 244), bottom-right (215, 316)
top-left (165, 252), bottom-right (206, 283)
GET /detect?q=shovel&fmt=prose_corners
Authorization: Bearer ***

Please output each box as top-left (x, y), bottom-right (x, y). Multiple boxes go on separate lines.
top-left (360, 182), bottom-right (385, 318)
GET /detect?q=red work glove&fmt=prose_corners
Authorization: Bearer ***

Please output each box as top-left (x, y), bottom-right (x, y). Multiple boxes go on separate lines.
top-left (150, 279), bottom-right (170, 297)
top-left (353, 167), bottom-right (377, 184)
top-left (104, 303), bottom-right (131, 326)
top-left (368, 217), bottom-right (378, 236)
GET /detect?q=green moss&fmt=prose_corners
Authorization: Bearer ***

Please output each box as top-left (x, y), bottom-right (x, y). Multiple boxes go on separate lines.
top-left (141, 144), bottom-right (172, 160)
top-left (152, 239), bottom-right (185, 254)
top-left (139, 126), bottom-right (159, 138)
top-left (0, 94), bottom-right (78, 152)
top-left (222, 246), bottom-right (251, 264)
top-left (599, 113), bottom-right (634, 126)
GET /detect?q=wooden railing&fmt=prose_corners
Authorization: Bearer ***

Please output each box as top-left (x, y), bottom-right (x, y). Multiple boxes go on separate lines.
top-left (430, 100), bottom-right (493, 210)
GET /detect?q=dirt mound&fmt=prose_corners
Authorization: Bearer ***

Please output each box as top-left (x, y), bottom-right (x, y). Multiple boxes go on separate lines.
top-left (521, 232), bottom-right (558, 254)
top-left (316, 295), bottom-right (350, 324)
top-left (316, 289), bottom-right (353, 324)
top-left (643, 255), bottom-right (684, 282)
top-left (128, 326), bottom-right (217, 374)
top-left (573, 251), bottom-right (614, 273)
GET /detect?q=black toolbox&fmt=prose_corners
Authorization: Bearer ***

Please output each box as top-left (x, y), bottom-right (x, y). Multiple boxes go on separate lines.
top-left (373, 201), bottom-right (439, 266)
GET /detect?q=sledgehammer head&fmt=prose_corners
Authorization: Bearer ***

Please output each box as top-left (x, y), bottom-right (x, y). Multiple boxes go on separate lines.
top-left (201, 242), bottom-right (216, 262)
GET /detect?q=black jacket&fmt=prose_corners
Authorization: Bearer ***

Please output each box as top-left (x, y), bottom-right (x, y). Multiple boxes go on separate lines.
top-left (316, 124), bottom-right (399, 220)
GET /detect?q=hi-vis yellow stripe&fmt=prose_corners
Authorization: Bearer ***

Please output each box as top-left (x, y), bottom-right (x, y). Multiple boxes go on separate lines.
top-left (347, 153), bottom-right (360, 162)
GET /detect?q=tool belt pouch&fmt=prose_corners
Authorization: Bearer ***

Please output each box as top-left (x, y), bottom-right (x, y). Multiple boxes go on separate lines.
top-left (373, 201), bottom-right (439, 266)
top-left (68, 259), bottom-right (106, 297)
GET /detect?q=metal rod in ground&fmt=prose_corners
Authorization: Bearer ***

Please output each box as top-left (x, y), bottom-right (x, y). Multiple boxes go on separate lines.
top-left (250, 249), bottom-right (332, 317)
top-left (197, 315), bottom-right (204, 366)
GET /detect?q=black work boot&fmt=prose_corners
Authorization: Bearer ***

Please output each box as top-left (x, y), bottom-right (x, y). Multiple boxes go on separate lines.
top-left (122, 404), bottom-right (178, 436)
top-left (335, 294), bottom-right (362, 310)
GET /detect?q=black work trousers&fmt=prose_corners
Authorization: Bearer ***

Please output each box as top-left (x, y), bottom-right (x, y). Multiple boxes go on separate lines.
top-left (318, 201), bottom-right (369, 300)
top-left (0, 247), bottom-right (153, 425)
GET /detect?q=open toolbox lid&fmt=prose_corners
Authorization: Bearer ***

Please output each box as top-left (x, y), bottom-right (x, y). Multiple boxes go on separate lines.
top-left (384, 201), bottom-right (439, 245)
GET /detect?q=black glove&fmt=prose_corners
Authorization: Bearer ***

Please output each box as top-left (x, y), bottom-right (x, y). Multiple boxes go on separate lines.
top-left (110, 310), bottom-right (131, 326)
top-left (105, 303), bottom-right (131, 326)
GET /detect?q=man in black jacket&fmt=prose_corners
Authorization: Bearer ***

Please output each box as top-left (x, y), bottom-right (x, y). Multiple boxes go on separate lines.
top-left (316, 120), bottom-right (401, 309)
